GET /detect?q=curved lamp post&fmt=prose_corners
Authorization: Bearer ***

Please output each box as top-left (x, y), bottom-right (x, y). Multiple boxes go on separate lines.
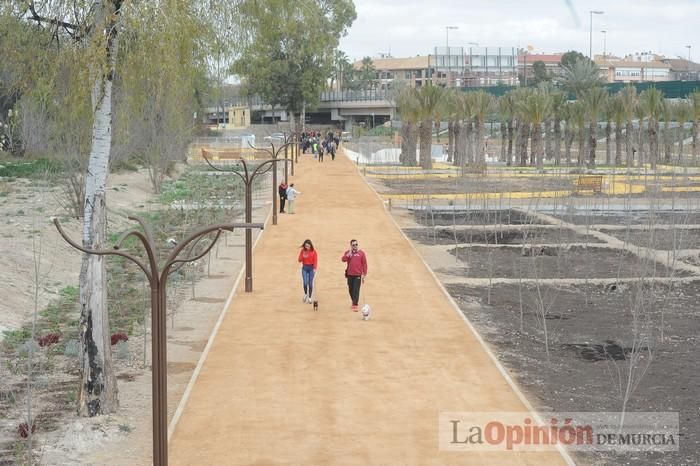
top-left (53, 216), bottom-right (263, 466)
top-left (202, 155), bottom-right (286, 291)
top-left (251, 141), bottom-right (294, 226)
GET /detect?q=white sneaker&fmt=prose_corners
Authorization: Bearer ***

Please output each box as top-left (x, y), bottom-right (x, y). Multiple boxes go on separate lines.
top-left (303, 294), bottom-right (308, 303)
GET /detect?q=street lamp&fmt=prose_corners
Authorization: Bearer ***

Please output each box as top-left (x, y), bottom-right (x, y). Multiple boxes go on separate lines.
top-left (446, 26), bottom-right (458, 87)
top-left (686, 45), bottom-right (692, 61)
top-left (589, 10), bottom-right (604, 59)
top-left (54, 217), bottom-right (263, 466)
top-left (601, 30), bottom-right (607, 59)
top-left (466, 42), bottom-right (478, 87)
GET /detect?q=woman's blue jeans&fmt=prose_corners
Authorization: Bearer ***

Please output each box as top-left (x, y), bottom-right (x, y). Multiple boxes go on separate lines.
top-left (301, 265), bottom-right (315, 297)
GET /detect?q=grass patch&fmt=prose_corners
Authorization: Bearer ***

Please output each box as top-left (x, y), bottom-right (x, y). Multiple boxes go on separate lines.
top-left (0, 158), bottom-right (63, 178)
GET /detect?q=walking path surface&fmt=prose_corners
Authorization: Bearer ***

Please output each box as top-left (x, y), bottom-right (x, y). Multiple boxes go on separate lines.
top-left (168, 151), bottom-right (569, 465)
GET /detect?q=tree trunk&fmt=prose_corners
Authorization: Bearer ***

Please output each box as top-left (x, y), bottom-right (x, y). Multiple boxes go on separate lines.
top-left (457, 121), bottom-right (468, 168)
top-left (519, 123), bottom-right (530, 166)
top-left (577, 125), bottom-right (585, 165)
top-left (565, 126), bottom-right (574, 165)
top-left (544, 120), bottom-right (553, 161)
top-left (533, 123), bottom-right (544, 169)
top-left (692, 120), bottom-right (698, 164)
top-left (400, 122), bottom-right (408, 165)
top-left (664, 121), bottom-right (672, 164)
top-left (678, 123), bottom-right (685, 163)
top-left (500, 121), bottom-right (507, 162)
top-left (615, 123), bottom-right (622, 165)
top-left (447, 121), bottom-right (454, 163)
top-left (465, 119), bottom-right (473, 165)
top-left (407, 121), bottom-right (418, 166)
top-left (626, 121), bottom-right (633, 168)
top-left (476, 121), bottom-right (484, 164)
top-left (507, 119), bottom-right (514, 165)
top-left (419, 118), bottom-right (433, 169)
top-left (588, 121), bottom-right (597, 167)
top-left (605, 122), bottom-right (612, 165)
top-left (78, 0), bottom-right (121, 417)
top-left (638, 123), bottom-right (645, 166)
top-left (553, 118), bottom-right (561, 166)
top-left (649, 121), bottom-right (657, 170)
top-left (453, 122), bottom-right (462, 166)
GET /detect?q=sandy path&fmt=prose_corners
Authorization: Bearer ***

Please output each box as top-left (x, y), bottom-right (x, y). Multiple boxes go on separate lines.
top-left (168, 151), bottom-right (569, 465)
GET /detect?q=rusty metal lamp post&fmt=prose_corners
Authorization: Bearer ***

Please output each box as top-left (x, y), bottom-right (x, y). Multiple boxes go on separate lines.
top-left (251, 141), bottom-right (293, 226)
top-left (53, 216), bottom-right (263, 466)
top-left (202, 155), bottom-right (287, 291)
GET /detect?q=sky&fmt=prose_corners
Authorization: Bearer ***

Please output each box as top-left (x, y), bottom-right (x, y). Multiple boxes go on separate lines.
top-left (339, 0), bottom-right (699, 62)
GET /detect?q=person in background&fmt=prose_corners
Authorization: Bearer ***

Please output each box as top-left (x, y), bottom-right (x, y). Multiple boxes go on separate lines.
top-left (286, 183), bottom-right (301, 214)
top-left (278, 181), bottom-right (288, 213)
top-left (341, 239), bottom-right (367, 312)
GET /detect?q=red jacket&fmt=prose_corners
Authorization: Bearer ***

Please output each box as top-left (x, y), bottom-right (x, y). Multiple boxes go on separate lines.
top-left (341, 249), bottom-right (367, 276)
top-left (298, 249), bottom-right (318, 269)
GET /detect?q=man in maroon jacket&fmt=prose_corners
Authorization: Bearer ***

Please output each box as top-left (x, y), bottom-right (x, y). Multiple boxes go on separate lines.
top-left (341, 239), bottom-right (368, 312)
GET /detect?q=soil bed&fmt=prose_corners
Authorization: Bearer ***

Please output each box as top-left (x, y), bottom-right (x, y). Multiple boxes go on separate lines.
top-left (547, 210), bottom-right (700, 226)
top-left (446, 281), bottom-right (700, 466)
top-left (404, 227), bottom-right (604, 245)
top-left (413, 209), bottom-right (546, 226)
top-left (446, 245), bottom-right (682, 278)
top-left (600, 228), bottom-right (700, 250)
top-left (380, 176), bottom-right (574, 194)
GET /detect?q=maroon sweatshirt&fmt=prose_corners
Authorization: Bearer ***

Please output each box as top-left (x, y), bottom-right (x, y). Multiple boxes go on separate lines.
top-left (341, 249), bottom-right (367, 276)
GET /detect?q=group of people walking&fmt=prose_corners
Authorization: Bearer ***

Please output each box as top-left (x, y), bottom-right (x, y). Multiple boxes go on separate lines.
top-left (300, 130), bottom-right (340, 162)
top-left (297, 238), bottom-right (368, 312)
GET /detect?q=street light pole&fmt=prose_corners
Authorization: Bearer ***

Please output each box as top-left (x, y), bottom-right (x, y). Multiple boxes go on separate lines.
top-left (54, 217), bottom-right (263, 466)
top-left (589, 10), bottom-right (604, 59)
top-left (601, 30), bottom-right (607, 59)
top-left (446, 26), bottom-right (458, 87)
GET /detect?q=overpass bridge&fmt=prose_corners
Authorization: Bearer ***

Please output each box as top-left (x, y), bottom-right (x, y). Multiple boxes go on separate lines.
top-left (204, 90), bottom-right (395, 129)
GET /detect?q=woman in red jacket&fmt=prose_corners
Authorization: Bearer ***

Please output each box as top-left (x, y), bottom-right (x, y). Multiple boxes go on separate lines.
top-left (298, 239), bottom-right (318, 303)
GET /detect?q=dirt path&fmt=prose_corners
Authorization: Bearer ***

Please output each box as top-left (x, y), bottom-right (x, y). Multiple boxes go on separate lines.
top-left (168, 151), bottom-right (570, 465)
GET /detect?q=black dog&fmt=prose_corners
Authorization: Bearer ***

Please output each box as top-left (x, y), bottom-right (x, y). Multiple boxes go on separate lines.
top-left (313, 300), bottom-right (318, 311)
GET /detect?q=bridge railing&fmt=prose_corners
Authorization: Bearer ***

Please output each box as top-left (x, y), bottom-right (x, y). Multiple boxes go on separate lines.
top-left (319, 89), bottom-right (391, 102)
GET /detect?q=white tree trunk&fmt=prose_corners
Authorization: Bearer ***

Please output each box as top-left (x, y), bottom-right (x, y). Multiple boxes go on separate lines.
top-left (78, 0), bottom-right (119, 417)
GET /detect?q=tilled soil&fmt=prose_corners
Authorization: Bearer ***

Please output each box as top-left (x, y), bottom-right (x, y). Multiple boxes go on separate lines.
top-left (413, 209), bottom-right (546, 226)
top-left (382, 176), bottom-right (575, 194)
top-left (404, 227), bottom-right (605, 246)
top-left (547, 211), bottom-right (700, 226)
top-left (446, 281), bottom-right (700, 466)
top-left (600, 228), bottom-right (700, 250)
top-left (445, 245), bottom-right (683, 278)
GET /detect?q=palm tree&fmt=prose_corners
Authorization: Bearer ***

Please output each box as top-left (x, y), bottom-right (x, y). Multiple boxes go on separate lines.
top-left (513, 88), bottom-right (533, 166)
top-left (517, 90), bottom-right (551, 168)
top-left (396, 87), bottom-right (420, 166)
top-left (582, 87), bottom-right (608, 167)
top-left (570, 100), bottom-right (587, 165)
top-left (358, 56), bottom-right (376, 91)
top-left (560, 58), bottom-right (604, 100)
top-left (690, 91), bottom-right (700, 164)
top-left (549, 91), bottom-right (567, 165)
top-left (471, 91), bottom-right (494, 164)
top-left (415, 84), bottom-right (444, 169)
top-left (454, 92), bottom-right (474, 168)
top-left (497, 93), bottom-right (516, 165)
top-left (619, 86), bottom-right (638, 168)
top-left (634, 101), bottom-right (648, 166)
top-left (660, 100), bottom-right (673, 164)
top-left (609, 95), bottom-right (626, 165)
top-left (603, 97), bottom-right (615, 165)
top-left (442, 89), bottom-right (460, 163)
top-left (674, 101), bottom-right (692, 163)
top-left (640, 88), bottom-right (664, 169)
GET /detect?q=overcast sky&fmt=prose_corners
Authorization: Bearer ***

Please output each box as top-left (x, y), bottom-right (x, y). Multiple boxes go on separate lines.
top-left (339, 0), bottom-right (698, 62)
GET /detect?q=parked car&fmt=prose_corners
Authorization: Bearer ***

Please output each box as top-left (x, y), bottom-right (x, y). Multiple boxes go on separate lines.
top-left (264, 132), bottom-right (285, 143)
top-left (340, 131), bottom-right (352, 142)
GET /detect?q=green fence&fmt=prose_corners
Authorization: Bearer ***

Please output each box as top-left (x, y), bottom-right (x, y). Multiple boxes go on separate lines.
top-left (460, 80), bottom-right (700, 99)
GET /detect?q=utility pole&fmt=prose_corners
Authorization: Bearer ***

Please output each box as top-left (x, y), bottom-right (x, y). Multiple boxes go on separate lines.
top-left (446, 26), bottom-right (458, 87)
top-left (589, 10), bottom-right (604, 59)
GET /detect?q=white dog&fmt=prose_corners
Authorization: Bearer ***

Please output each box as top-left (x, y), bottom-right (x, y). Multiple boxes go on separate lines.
top-left (361, 304), bottom-right (371, 321)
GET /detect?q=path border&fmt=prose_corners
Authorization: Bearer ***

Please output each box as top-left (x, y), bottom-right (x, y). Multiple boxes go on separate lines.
top-left (167, 205), bottom-right (272, 441)
top-left (344, 150), bottom-right (576, 466)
